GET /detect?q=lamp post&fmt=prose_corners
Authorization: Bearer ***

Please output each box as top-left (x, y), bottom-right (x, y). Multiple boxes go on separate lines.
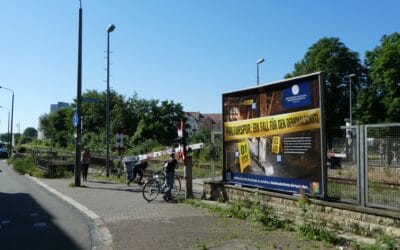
top-left (348, 74), bottom-right (356, 126)
top-left (0, 106), bottom-right (10, 155)
top-left (256, 58), bottom-right (265, 86)
top-left (106, 24), bottom-right (115, 177)
top-left (0, 86), bottom-right (14, 156)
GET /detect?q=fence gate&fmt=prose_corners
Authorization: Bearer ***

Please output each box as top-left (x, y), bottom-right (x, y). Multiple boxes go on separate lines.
top-left (365, 124), bottom-right (400, 210)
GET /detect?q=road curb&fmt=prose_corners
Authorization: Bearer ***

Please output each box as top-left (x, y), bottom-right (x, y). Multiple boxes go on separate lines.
top-left (26, 175), bottom-right (113, 250)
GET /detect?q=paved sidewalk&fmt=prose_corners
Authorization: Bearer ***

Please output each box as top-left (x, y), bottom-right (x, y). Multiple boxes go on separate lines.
top-left (35, 176), bottom-right (337, 250)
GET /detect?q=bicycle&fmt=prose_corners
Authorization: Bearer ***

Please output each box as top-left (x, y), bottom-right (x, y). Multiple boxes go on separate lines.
top-left (142, 169), bottom-right (182, 202)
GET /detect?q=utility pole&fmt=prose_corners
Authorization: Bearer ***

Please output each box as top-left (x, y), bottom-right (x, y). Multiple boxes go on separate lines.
top-left (74, 0), bottom-right (83, 186)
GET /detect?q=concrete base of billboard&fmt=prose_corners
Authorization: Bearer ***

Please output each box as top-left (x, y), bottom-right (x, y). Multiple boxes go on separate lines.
top-left (203, 181), bottom-right (400, 242)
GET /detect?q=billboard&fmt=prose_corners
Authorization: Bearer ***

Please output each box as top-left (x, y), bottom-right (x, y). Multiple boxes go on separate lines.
top-left (222, 72), bottom-right (325, 195)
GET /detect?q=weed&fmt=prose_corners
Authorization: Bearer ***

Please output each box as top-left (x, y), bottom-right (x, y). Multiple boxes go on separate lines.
top-left (296, 223), bottom-right (341, 244)
top-left (9, 156), bottom-right (43, 177)
top-left (352, 235), bottom-right (400, 250)
top-left (197, 242), bottom-right (208, 250)
top-left (296, 193), bottom-right (343, 245)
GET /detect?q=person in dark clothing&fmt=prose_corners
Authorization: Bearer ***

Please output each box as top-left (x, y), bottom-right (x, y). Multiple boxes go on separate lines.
top-left (81, 147), bottom-right (91, 181)
top-left (163, 153), bottom-right (178, 201)
top-left (127, 160), bottom-right (148, 186)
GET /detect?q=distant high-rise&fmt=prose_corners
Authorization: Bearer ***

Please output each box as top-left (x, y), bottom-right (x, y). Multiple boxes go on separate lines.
top-left (50, 102), bottom-right (70, 113)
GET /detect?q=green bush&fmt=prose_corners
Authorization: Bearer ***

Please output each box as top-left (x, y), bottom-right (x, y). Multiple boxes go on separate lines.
top-left (9, 157), bottom-right (43, 177)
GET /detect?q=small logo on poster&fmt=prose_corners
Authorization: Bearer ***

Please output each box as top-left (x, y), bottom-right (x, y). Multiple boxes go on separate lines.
top-left (291, 84), bottom-right (300, 95)
top-left (283, 81), bottom-right (311, 109)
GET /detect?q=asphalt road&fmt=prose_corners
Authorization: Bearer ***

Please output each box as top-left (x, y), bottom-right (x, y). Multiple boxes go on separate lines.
top-left (0, 159), bottom-right (91, 250)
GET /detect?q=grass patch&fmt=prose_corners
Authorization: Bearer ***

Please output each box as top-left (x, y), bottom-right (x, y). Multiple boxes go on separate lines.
top-left (8, 156), bottom-right (74, 179)
top-left (8, 156), bottom-right (43, 177)
top-left (352, 235), bottom-right (400, 250)
top-left (89, 171), bottom-right (127, 184)
top-left (184, 198), bottom-right (290, 231)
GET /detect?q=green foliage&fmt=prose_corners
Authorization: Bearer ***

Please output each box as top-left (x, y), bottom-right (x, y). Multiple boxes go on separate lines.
top-left (185, 198), bottom-right (289, 230)
top-left (286, 37), bottom-right (364, 127)
top-left (39, 108), bottom-right (74, 148)
top-left (352, 235), bottom-right (400, 250)
top-left (0, 133), bottom-right (9, 142)
top-left (9, 156), bottom-right (43, 177)
top-left (23, 127), bottom-right (38, 138)
top-left (358, 32), bottom-right (400, 123)
top-left (125, 139), bottom-right (163, 156)
top-left (189, 129), bottom-right (222, 164)
top-left (296, 194), bottom-right (343, 245)
top-left (38, 90), bottom-right (184, 153)
top-left (296, 223), bottom-right (340, 244)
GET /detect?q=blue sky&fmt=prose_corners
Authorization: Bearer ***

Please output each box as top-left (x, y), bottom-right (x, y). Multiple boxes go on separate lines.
top-left (0, 0), bottom-right (399, 134)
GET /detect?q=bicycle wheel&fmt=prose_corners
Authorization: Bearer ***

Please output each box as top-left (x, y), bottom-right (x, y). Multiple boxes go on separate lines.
top-left (171, 176), bottom-right (182, 198)
top-left (142, 179), bottom-right (160, 202)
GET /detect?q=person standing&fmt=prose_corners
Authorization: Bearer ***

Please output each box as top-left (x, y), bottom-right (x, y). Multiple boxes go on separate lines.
top-left (81, 147), bottom-right (91, 181)
top-left (379, 142), bottom-right (385, 166)
top-left (163, 153), bottom-right (178, 201)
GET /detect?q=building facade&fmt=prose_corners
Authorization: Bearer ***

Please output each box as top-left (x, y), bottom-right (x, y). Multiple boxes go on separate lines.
top-left (50, 102), bottom-right (70, 113)
top-left (185, 112), bottom-right (222, 135)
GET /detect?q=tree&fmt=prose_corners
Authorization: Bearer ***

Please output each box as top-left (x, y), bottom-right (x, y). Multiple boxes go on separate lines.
top-left (39, 89), bottom-right (186, 151)
top-left (38, 108), bottom-right (74, 147)
top-left (286, 37), bottom-right (364, 127)
top-left (23, 127), bottom-right (38, 138)
top-left (131, 99), bottom-right (185, 146)
top-left (358, 32), bottom-right (400, 123)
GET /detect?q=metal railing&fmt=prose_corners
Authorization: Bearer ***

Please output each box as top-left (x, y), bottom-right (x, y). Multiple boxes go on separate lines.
top-left (326, 124), bottom-right (400, 211)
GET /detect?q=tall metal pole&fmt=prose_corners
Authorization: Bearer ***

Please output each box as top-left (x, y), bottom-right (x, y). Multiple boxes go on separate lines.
top-left (10, 93), bottom-right (14, 155)
top-left (7, 111), bottom-right (10, 152)
top-left (0, 86), bottom-right (14, 156)
top-left (348, 74), bottom-right (355, 126)
top-left (106, 24), bottom-right (115, 177)
top-left (0, 106), bottom-right (10, 155)
top-left (106, 31), bottom-right (110, 177)
top-left (75, 1), bottom-right (83, 186)
top-left (256, 58), bottom-right (265, 86)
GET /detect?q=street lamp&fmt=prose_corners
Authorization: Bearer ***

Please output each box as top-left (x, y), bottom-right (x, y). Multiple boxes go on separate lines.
top-left (256, 58), bottom-right (265, 86)
top-left (0, 106), bottom-right (10, 155)
top-left (348, 74), bottom-right (356, 126)
top-left (106, 24), bottom-right (116, 177)
top-left (0, 86), bottom-right (14, 156)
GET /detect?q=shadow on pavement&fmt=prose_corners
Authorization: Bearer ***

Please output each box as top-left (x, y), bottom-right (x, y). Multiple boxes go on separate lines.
top-left (0, 193), bottom-right (82, 250)
top-left (84, 185), bottom-right (144, 193)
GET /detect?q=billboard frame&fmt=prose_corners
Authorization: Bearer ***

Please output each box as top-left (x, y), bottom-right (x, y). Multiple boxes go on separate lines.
top-left (222, 72), bottom-right (327, 196)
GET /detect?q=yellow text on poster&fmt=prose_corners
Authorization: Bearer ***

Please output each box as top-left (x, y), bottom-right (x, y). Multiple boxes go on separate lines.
top-left (272, 136), bottom-right (281, 154)
top-left (237, 141), bottom-right (251, 173)
top-left (242, 99), bottom-right (253, 105)
top-left (224, 108), bottom-right (321, 141)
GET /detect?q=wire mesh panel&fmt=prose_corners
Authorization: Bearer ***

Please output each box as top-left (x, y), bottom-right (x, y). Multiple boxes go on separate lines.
top-left (366, 124), bottom-right (400, 210)
top-left (326, 127), bottom-right (359, 203)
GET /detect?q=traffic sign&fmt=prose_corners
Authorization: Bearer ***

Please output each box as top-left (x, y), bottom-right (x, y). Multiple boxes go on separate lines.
top-left (81, 97), bottom-right (101, 104)
top-left (115, 133), bottom-right (124, 148)
top-left (73, 112), bottom-right (78, 128)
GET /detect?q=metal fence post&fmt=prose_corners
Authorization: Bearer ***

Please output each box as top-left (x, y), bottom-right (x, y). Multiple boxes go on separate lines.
top-left (358, 125), bottom-right (366, 207)
top-left (184, 156), bottom-right (193, 199)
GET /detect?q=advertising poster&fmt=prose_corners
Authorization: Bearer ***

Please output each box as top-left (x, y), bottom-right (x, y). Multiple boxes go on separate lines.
top-left (222, 72), bottom-right (324, 195)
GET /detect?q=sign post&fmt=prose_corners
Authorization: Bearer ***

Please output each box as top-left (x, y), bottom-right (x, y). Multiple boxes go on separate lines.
top-left (115, 133), bottom-right (124, 177)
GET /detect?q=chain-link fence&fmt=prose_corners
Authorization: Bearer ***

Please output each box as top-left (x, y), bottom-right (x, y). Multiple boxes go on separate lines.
top-left (365, 124), bottom-right (400, 210)
top-left (324, 124), bottom-right (400, 211)
top-left (326, 126), bottom-right (359, 203)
